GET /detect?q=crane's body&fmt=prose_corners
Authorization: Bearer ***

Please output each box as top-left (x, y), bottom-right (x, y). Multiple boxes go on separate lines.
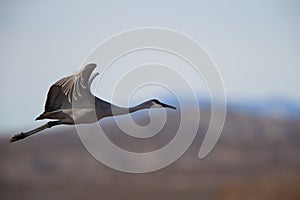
top-left (10, 64), bottom-right (176, 142)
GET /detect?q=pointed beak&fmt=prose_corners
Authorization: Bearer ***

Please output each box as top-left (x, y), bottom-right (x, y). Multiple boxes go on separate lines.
top-left (161, 102), bottom-right (177, 110)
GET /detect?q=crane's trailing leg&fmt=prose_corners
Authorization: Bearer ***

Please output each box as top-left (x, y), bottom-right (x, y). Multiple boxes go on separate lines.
top-left (9, 121), bottom-right (61, 143)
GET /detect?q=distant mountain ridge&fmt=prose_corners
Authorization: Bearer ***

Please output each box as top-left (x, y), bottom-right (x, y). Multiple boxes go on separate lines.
top-left (226, 98), bottom-right (300, 118)
top-left (163, 95), bottom-right (300, 119)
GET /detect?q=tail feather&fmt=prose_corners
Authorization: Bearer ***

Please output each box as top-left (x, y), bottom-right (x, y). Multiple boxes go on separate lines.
top-left (35, 110), bottom-right (63, 121)
top-left (35, 113), bottom-right (46, 120)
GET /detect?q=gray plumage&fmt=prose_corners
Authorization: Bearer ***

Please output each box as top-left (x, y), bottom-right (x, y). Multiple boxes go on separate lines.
top-left (10, 64), bottom-right (176, 143)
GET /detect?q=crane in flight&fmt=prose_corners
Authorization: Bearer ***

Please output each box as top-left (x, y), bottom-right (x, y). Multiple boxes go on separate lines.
top-left (10, 64), bottom-right (176, 143)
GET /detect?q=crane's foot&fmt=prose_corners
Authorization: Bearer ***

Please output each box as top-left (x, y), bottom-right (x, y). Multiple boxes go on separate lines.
top-left (9, 132), bottom-right (26, 143)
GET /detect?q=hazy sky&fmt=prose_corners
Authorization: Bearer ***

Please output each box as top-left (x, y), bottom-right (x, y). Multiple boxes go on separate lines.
top-left (0, 0), bottom-right (299, 131)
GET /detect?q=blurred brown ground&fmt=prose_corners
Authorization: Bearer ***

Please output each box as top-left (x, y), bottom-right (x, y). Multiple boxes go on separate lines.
top-left (1, 109), bottom-right (300, 200)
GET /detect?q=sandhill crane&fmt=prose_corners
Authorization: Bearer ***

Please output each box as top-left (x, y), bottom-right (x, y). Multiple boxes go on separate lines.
top-left (10, 63), bottom-right (176, 143)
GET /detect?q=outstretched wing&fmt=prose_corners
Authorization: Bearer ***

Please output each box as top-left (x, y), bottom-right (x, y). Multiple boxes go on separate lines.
top-left (43, 63), bottom-right (97, 112)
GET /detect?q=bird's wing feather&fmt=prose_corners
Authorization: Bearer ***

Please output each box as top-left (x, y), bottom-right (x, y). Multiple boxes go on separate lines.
top-left (43, 64), bottom-right (97, 112)
top-left (55, 74), bottom-right (86, 102)
top-left (44, 84), bottom-right (70, 112)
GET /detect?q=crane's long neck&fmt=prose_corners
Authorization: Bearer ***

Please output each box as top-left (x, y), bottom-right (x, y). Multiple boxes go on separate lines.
top-left (95, 98), bottom-right (151, 119)
top-left (110, 101), bottom-right (151, 116)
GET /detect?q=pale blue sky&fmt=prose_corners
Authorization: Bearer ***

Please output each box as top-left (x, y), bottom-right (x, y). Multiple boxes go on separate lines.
top-left (0, 0), bottom-right (299, 131)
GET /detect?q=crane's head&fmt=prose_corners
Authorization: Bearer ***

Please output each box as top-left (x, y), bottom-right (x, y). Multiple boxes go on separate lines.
top-left (149, 99), bottom-right (176, 110)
